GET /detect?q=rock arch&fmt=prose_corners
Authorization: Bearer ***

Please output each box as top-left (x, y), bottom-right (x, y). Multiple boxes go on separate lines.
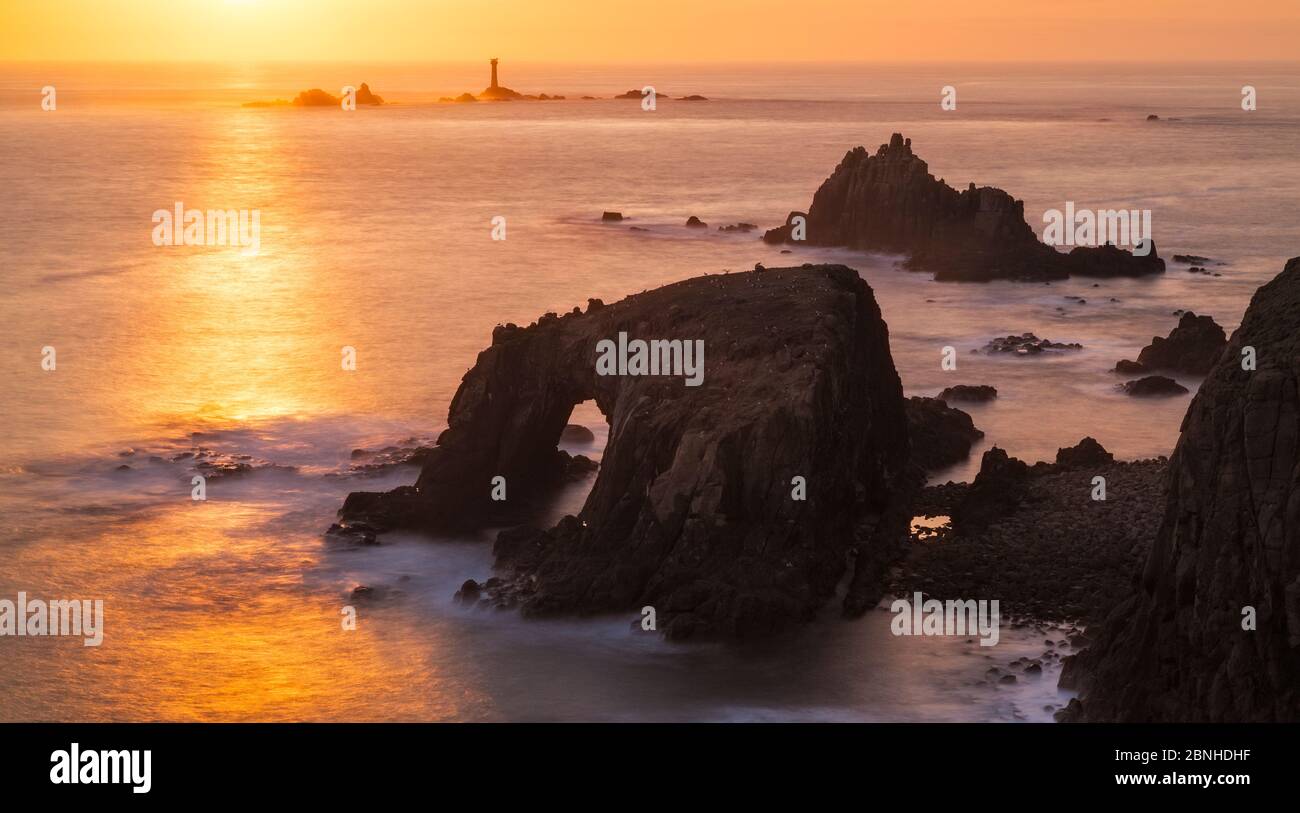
top-left (341, 265), bottom-right (913, 638)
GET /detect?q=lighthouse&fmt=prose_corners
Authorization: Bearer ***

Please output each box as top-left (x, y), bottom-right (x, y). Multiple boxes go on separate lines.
top-left (479, 58), bottom-right (522, 100)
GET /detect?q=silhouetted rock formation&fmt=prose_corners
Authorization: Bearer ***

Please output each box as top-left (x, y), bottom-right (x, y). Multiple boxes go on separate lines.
top-left (953, 447), bottom-right (1031, 534)
top-left (938, 384), bottom-right (997, 402)
top-left (763, 133), bottom-right (1165, 282)
top-left (1065, 257), bottom-right (1300, 721)
top-left (559, 424), bottom-right (595, 444)
top-left (1114, 312), bottom-right (1227, 376)
top-left (1055, 437), bottom-right (1114, 468)
top-left (287, 83), bottom-right (384, 107)
top-left (340, 265), bottom-right (913, 639)
top-left (905, 396), bottom-right (983, 473)
top-left (354, 83), bottom-right (384, 105)
top-left (1121, 375), bottom-right (1189, 397)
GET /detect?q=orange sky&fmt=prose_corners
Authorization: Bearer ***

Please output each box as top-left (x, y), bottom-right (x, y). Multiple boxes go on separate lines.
top-left (2, 0), bottom-right (1298, 63)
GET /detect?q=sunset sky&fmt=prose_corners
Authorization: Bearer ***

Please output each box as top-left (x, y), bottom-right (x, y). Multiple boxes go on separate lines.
top-left (2, 0), bottom-right (1298, 63)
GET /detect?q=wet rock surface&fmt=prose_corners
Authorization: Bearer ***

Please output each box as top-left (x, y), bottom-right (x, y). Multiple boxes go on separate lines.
top-left (1067, 257), bottom-right (1300, 722)
top-left (982, 333), bottom-right (1082, 355)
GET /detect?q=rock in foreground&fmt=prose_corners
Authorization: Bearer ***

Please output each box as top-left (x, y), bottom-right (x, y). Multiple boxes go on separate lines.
top-left (341, 265), bottom-right (913, 639)
top-left (904, 396), bottom-right (983, 473)
top-left (1067, 256), bottom-right (1300, 721)
top-left (899, 440), bottom-right (1164, 624)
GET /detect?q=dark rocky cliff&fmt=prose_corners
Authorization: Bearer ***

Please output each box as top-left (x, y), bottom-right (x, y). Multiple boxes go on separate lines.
top-left (341, 265), bottom-right (914, 638)
top-left (764, 134), bottom-right (1165, 282)
top-left (1065, 257), bottom-right (1300, 721)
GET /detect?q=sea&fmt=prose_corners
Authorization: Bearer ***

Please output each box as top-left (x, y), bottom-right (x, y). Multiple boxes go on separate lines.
top-left (1, 61), bottom-right (1297, 720)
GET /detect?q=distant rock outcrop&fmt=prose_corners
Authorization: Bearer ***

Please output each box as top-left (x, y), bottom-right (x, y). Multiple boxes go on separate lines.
top-left (339, 265), bottom-right (913, 639)
top-left (354, 83), bottom-right (384, 105)
top-left (1065, 257), bottom-right (1300, 721)
top-left (762, 133), bottom-right (1166, 282)
top-left (1114, 312), bottom-right (1227, 376)
top-left (289, 83), bottom-right (384, 107)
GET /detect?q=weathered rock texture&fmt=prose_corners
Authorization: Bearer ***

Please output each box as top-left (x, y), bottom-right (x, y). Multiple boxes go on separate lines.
top-left (763, 134), bottom-right (1165, 282)
top-left (1067, 257), bottom-right (1300, 721)
top-left (341, 265), bottom-right (914, 638)
top-left (953, 447), bottom-right (1032, 535)
top-left (1115, 311), bottom-right (1228, 375)
top-left (899, 441), bottom-right (1165, 624)
top-left (904, 396), bottom-right (983, 473)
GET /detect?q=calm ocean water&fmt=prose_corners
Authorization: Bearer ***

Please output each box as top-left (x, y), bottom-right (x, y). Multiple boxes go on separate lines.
top-left (1, 62), bottom-right (1297, 720)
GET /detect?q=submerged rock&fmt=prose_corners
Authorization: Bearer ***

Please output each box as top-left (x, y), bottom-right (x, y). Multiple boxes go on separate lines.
top-left (559, 424), bottom-right (596, 444)
top-left (983, 333), bottom-right (1082, 355)
top-left (937, 384), bottom-right (997, 403)
top-left (1172, 254), bottom-right (1216, 265)
top-left (1121, 375), bottom-right (1189, 397)
top-left (1067, 256), bottom-right (1300, 721)
top-left (340, 265), bottom-right (913, 639)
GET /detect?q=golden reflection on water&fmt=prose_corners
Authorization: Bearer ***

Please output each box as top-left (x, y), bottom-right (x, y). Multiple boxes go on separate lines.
top-left (0, 110), bottom-right (493, 721)
top-left (127, 109), bottom-right (338, 432)
top-left (8, 494), bottom-right (490, 721)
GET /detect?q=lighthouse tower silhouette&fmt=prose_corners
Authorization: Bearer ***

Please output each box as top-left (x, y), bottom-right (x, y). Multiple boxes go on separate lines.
top-left (480, 58), bottom-right (521, 100)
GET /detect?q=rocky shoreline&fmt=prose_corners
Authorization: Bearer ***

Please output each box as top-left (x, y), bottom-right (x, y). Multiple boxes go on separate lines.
top-left (896, 442), bottom-right (1167, 625)
top-left (1061, 257), bottom-right (1300, 722)
top-left (328, 240), bottom-right (1300, 722)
